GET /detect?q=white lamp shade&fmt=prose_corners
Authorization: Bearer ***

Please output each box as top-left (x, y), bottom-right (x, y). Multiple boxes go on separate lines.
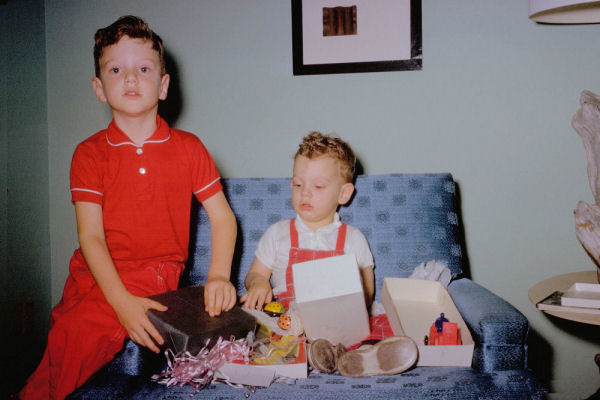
top-left (529, 0), bottom-right (600, 23)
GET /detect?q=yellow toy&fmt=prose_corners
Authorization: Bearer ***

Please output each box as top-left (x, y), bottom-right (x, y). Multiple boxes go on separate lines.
top-left (263, 301), bottom-right (286, 317)
top-left (251, 321), bottom-right (299, 365)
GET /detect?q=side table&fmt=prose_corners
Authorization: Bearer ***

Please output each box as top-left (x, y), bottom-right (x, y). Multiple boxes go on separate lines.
top-left (529, 271), bottom-right (600, 325)
top-left (529, 270), bottom-right (600, 325)
top-left (529, 270), bottom-right (600, 376)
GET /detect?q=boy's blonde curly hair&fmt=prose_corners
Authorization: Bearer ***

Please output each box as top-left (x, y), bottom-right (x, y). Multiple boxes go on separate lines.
top-left (295, 132), bottom-right (356, 183)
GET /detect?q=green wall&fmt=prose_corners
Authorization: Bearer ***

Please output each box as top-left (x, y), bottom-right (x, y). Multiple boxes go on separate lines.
top-left (0, 0), bottom-right (50, 393)
top-left (1, 0), bottom-right (50, 334)
top-left (4, 0), bottom-right (598, 397)
top-left (0, 2), bottom-right (7, 305)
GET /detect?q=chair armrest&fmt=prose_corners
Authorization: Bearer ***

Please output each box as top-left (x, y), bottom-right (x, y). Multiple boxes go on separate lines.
top-left (447, 278), bottom-right (529, 371)
top-left (448, 278), bottom-right (529, 344)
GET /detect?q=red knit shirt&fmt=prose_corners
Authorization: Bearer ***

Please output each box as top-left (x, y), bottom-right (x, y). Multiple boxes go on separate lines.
top-left (70, 116), bottom-right (222, 264)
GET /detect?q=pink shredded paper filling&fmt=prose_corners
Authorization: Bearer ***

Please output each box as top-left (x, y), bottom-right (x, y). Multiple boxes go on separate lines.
top-left (152, 336), bottom-right (251, 393)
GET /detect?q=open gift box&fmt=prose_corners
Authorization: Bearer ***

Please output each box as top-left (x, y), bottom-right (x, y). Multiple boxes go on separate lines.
top-left (217, 340), bottom-right (307, 386)
top-left (381, 278), bottom-right (474, 367)
top-left (292, 254), bottom-right (370, 347)
top-left (216, 315), bottom-right (308, 386)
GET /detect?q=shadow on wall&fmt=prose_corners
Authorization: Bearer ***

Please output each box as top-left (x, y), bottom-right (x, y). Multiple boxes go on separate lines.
top-left (158, 51), bottom-right (182, 127)
top-left (544, 315), bottom-right (599, 396)
top-left (527, 327), bottom-right (553, 393)
top-left (453, 180), bottom-right (472, 280)
top-left (0, 302), bottom-right (47, 397)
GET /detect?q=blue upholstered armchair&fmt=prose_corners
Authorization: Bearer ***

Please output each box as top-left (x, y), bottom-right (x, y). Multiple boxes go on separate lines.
top-left (68, 174), bottom-right (545, 399)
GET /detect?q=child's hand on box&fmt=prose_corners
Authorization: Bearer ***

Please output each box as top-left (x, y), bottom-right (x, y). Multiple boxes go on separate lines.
top-left (241, 278), bottom-right (273, 311)
top-left (112, 292), bottom-right (167, 353)
top-left (241, 258), bottom-right (273, 311)
top-left (204, 276), bottom-right (236, 317)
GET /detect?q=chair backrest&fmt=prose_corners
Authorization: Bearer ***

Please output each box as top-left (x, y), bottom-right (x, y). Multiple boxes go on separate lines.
top-left (186, 173), bottom-right (464, 301)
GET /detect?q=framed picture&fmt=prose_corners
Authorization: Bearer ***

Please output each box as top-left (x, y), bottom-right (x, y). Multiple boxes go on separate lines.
top-left (292, 0), bottom-right (422, 75)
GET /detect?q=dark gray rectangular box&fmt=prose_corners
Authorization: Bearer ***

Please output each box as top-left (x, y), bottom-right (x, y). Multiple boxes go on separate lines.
top-left (147, 285), bottom-right (255, 355)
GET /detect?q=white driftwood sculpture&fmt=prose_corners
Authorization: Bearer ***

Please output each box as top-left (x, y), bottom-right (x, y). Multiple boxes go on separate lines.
top-left (572, 90), bottom-right (600, 281)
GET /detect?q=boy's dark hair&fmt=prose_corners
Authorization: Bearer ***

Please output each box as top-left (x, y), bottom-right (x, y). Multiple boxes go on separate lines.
top-left (93, 15), bottom-right (165, 77)
top-left (295, 131), bottom-right (356, 183)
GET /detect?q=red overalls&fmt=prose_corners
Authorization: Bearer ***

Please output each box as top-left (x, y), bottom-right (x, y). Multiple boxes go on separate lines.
top-left (19, 251), bottom-right (183, 400)
top-left (276, 218), bottom-right (393, 350)
top-left (276, 218), bottom-right (347, 310)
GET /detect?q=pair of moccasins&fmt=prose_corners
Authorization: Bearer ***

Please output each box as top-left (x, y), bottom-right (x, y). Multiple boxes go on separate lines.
top-left (307, 336), bottom-right (418, 377)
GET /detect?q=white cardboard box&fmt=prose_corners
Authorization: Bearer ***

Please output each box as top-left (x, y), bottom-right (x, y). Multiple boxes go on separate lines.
top-left (381, 278), bottom-right (474, 367)
top-left (292, 254), bottom-right (370, 347)
top-left (215, 364), bottom-right (275, 387)
top-left (561, 282), bottom-right (600, 308)
top-left (216, 341), bottom-right (308, 386)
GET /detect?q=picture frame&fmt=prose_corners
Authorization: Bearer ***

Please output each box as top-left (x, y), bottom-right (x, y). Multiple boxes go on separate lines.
top-left (292, 0), bottom-right (422, 75)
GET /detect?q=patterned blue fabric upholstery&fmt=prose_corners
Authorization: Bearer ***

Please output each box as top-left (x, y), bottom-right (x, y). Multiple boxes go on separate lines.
top-left (68, 174), bottom-right (546, 399)
top-left (69, 366), bottom-right (545, 399)
top-left (186, 174), bottom-right (464, 300)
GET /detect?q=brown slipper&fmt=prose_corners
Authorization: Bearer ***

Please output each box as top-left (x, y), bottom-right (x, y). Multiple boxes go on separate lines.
top-left (307, 338), bottom-right (346, 373)
top-left (337, 336), bottom-right (418, 377)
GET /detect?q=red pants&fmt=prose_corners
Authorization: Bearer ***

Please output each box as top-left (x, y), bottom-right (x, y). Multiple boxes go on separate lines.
top-left (20, 251), bottom-right (182, 400)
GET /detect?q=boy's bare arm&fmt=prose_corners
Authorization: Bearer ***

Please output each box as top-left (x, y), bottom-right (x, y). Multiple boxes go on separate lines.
top-left (201, 191), bottom-right (238, 316)
top-left (240, 257), bottom-right (273, 310)
top-left (360, 265), bottom-right (375, 309)
top-left (74, 201), bottom-right (167, 353)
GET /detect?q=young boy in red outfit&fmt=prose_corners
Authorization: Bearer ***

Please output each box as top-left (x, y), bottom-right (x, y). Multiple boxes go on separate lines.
top-left (20, 16), bottom-right (237, 399)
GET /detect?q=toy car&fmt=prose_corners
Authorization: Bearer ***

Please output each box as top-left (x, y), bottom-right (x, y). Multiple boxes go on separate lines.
top-left (425, 313), bottom-right (462, 346)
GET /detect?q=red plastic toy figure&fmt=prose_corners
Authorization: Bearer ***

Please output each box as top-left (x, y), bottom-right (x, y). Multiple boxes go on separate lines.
top-left (426, 313), bottom-right (462, 346)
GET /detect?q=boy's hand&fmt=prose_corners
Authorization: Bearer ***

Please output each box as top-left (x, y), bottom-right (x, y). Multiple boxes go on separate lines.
top-left (204, 277), bottom-right (236, 317)
top-left (241, 258), bottom-right (273, 311)
top-left (112, 292), bottom-right (167, 353)
top-left (240, 279), bottom-right (273, 311)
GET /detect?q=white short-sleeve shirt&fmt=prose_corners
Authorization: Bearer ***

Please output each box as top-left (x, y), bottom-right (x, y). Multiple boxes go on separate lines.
top-left (255, 213), bottom-right (374, 296)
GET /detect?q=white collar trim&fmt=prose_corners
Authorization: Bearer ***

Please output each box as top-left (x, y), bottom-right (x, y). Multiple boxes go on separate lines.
top-left (106, 133), bottom-right (171, 148)
top-left (295, 213), bottom-right (342, 234)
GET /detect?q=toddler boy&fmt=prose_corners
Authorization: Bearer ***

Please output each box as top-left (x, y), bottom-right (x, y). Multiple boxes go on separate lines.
top-left (20, 16), bottom-right (237, 399)
top-left (240, 131), bottom-right (374, 312)
top-left (241, 132), bottom-right (417, 377)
